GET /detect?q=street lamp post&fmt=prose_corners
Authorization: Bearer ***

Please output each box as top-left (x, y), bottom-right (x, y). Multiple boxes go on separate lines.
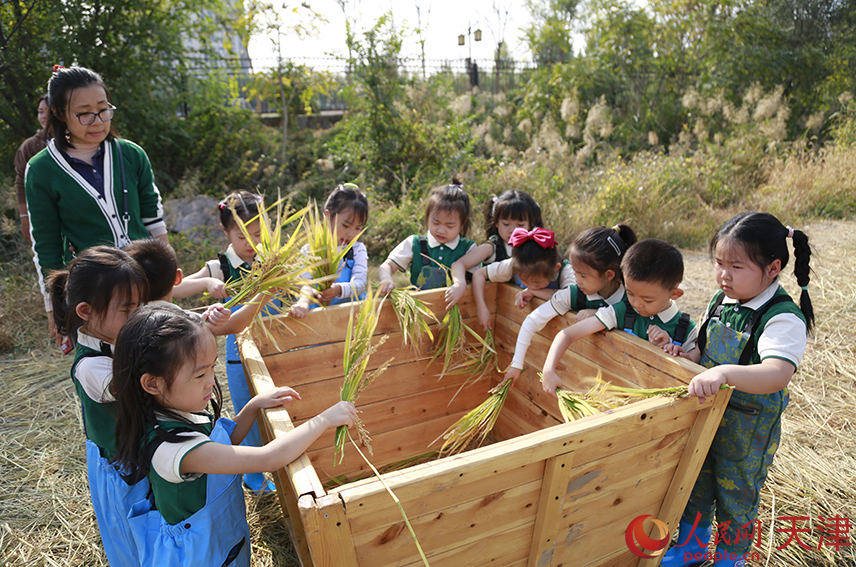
top-left (458, 23), bottom-right (482, 90)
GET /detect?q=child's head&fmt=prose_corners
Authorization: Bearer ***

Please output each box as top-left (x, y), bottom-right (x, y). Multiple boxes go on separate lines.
top-left (424, 177), bottom-right (471, 242)
top-left (219, 191), bottom-right (263, 261)
top-left (47, 65), bottom-right (118, 152)
top-left (509, 228), bottom-right (561, 290)
top-left (112, 306), bottom-right (222, 473)
top-left (324, 183), bottom-right (368, 245)
top-left (125, 239), bottom-right (178, 302)
top-left (711, 212), bottom-right (814, 332)
top-left (47, 245), bottom-right (148, 344)
top-left (569, 224), bottom-right (637, 296)
top-left (484, 190), bottom-right (543, 243)
top-left (621, 239), bottom-right (685, 318)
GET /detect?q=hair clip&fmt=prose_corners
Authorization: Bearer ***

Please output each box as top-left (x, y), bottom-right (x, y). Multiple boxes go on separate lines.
top-left (508, 227), bottom-right (556, 249)
top-left (52, 64), bottom-right (65, 73)
top-left (606, 236), bottom-right (622, 257)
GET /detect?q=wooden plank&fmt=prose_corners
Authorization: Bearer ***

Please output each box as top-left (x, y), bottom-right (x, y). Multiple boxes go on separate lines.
top-left (396, 523), bottom-right (534, 567)
top-left (350, 479), bottom-right (541, 566)
top-left (503, 385), bottom-right (563, 435)
top-left (253, 286), bottom-right (496, 355)
top-left (639, 387), bottom-right (732, 567)
top-left (345, 460), bottom-right (545, 535)
top-left (558, 501), bottom-right (661, 565)
top-left (298, 494), bottom-right (360, 567)
top-left (337, 396), bottom-right (716, 507)
top-left (528, 452), bottom-right (575, 567)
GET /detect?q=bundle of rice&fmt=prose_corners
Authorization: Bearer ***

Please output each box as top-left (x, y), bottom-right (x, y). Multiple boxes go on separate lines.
top-left (435, 377), bottom-right (513, 457)
top-left (334, 286), bottom-right (392, 464)
top-left (302, 202), bottom-right (363, 304)
top-left (389, 287), bottom-right (437, 349)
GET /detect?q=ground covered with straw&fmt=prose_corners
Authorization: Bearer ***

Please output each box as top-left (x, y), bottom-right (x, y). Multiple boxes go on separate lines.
top-left (1, 220), bottom-right (854, 566)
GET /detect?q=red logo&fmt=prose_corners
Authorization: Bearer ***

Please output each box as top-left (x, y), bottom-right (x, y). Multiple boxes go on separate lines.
top-left (625, 515), bottom-right (670, 558)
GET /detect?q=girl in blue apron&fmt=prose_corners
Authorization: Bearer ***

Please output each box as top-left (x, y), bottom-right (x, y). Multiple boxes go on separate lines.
top-left (378, 178), bottom-right (476, 294)
top-left (471, 227), bottom-right (579, 332)
top-left (446, 189), bottom-right (544, 309)
top-left (504, 224), bottom-right (636, 385)
top-left (290, 184), bottom-right (369, 317)
top-left (48, 245), bottom-right (149, 566)
top-left (179, 190), bottom-right (277, 492)
top-left (659, 213), bottom-right (814, 567)
top-left (111, 306), bottom-right (357, 567)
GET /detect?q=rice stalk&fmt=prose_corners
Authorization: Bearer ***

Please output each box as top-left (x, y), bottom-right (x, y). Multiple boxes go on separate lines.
top-left (222, 197), bottom-right (310, 311)
top-left (302, 201), bottom-right (364, 304)
top-left (335, 286), bottom-right (393, 464)
top-left (444, 329), bottom-right (498, 404)
top-left (603, 380), bottom-right (733, 402)
top-left (389, 287), bottom-right (437, 349)
top-left (435, 377), bottom-right (513, 457)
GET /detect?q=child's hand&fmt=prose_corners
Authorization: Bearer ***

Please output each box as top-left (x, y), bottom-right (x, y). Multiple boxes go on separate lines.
top-left (289, 301), bottom-right (310, 319)
top-left (253, 386), bottom-right (302, 410)
top-left (203, 303), bottom-right (231, 327)
top-left (646, 326), bottom-right (670, 348)
top-left (319, 401), bottom-right (357, 429)
top-left (379, 278), bottom-right (395, 295)
top-left (540, 369), bottom-right (562, 398)
top-left (574, 309), bottom-right (596, 322)
top-left (477, 303), bottom-right (493, 332)
top-left (319, 284), bottom-right (341, 304)
top-left (505, 366), bottom-right (522, 385)
top-left (208, 278), bottom-right (228, 299)
top-left (687, 367), bottom-right (728, 404)
top-left (662, 343), bottom-right (688, 357)
top-left (515, 289), bottom-right (534, 309)
top-left (445, 282), bottom-right (466, 310)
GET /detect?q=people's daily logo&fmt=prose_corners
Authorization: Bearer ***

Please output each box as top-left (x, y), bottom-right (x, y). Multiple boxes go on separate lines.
top-left (625, 515), bottom-right (670, 558)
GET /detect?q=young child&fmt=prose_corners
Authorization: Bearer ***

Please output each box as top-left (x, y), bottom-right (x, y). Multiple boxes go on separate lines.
top-left (126, 238), bottom-right (273, 336)
top-left (472, 227), bottom-right (576, 332)
top-left (290, 183), bottom-right (369, 317)
top-left (504, 224), bottom-right (635, 383)
top-left (111, 306), bottom-right (356, 567)
top-left (47, 245), bottom-right (149, 567)
top-left (445, 190), bottom-right (543, 309)
top-left (177, 190), bottom-right (274, 492)
top-left (378, 179), bottom-right (476, 293)
top-left (541, 238), bottom-right (698, 395)
top-left (658, 213), bottom-right (814, 567)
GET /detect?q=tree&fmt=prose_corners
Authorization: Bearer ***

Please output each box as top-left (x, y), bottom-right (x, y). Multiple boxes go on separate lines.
top-left (523, 0), bottom-right (580, 66)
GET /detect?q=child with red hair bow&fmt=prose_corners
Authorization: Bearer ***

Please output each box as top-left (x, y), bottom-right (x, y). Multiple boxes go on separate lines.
top-left (472, 227), bottom-right (576, 332)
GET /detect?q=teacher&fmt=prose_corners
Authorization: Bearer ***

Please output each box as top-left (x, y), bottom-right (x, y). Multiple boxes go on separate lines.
top-left (25, 65), bottom-right (167, 338)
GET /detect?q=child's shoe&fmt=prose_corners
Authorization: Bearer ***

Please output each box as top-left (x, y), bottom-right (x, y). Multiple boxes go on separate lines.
top-left (243, 472), bottom-right (275, 494)
top-left (659, 520), bottom-right (712, 567)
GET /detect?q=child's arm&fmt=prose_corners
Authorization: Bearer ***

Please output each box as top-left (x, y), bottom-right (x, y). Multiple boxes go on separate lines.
top-left (505, 290), bottom-right (571, 383)
top-left (180, 401), bottom-right (357, 475)
top-left (230, 386), bottom-right (302, 444)
top-left (174, 276), bottom-right (227, 300)
top-left (526, 287), bottom-right (559, 302)
top-left (541, 316), bottom-right (608, 396)
top-left (446, 243), bottom-right (494, 310)
top-left (207, 292), bottom-right (272, 336)
top-left (472, 266), bottom-right (493, 331)
top-left (378, 259), bottom-right (401, 295)
top-left (290, 285), bottom-right (318, 318)
top-left (688, 358), bottom-right (795, 403)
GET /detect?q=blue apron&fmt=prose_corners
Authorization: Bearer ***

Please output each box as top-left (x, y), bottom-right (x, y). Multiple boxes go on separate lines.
top-left (309, 249), bottom-right (366, 309)
top-left (127, 418), bottom-right (251, 567)
top-left (683, 313), bottom-right (788, 553)
top-left (86, 440), bottom-right (149, 567)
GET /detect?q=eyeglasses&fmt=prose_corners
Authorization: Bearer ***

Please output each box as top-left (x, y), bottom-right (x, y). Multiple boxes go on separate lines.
top-left (71, 104), bottom-right (116, 125)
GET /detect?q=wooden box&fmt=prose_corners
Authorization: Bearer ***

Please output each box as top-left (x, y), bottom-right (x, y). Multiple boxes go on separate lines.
top-left (239, 284), bottom-right (730, 567)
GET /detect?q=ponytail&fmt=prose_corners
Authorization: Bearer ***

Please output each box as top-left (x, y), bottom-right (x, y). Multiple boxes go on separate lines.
top-left (47, 270), bottom-right (71, 339)
top-left (790, 228), bottom-right (815, 334)
top-left (570, 223), bottom-right (637, 281)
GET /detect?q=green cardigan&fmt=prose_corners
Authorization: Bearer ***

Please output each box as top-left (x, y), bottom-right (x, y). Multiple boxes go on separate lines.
top-left (25, 138), bottom-right (165, 309)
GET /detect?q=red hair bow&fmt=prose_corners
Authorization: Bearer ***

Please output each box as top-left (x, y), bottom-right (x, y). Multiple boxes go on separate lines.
top-left (508, 227), bottom-right (556, 249)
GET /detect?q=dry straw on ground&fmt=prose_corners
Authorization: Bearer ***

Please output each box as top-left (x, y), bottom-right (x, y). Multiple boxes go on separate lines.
top-left (1, 220), bottom-right (854, 566)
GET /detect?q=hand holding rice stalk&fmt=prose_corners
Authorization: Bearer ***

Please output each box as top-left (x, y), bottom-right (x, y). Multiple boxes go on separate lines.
top-left (435, 377), bottom-right (513, 457)
top-left (389, 287), bottom-right (437, 349)
top-left (303, 201), bottom-right (365, 305)
top-left (335, 286), bottom-right (393, 465)
top-left (598, 376), bottom-right (733, 403)
top-left (540, 373), bottom-right (615, 422)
